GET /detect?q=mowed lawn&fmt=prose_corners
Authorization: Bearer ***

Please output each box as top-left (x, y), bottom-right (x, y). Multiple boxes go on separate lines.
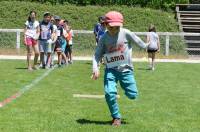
top-left (0, 60), bottom-right (200, 132)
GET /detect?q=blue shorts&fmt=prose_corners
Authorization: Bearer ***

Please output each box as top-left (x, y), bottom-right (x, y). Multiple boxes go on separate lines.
top-left (39, 40), bottom-right (52, 53)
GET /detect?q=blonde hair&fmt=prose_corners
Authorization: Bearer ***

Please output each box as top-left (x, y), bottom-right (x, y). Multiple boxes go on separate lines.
top-left (149, 24), bottom-right (156, 32)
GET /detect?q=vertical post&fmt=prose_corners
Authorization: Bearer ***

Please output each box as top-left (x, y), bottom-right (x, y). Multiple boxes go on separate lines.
top-left (16, 31), bottom-right (20, 54)
top-left (165, 34), bottom-right (170, 56)
top-left (176, 5), bottom-right (183, 31)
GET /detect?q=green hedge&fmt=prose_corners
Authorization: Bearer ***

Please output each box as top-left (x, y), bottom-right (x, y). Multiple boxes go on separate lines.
top-left (0, 1), bottom-right (179, 32)
top-left (0, 0), bottom-right (190, 10)
top-left (0, 1), bottom-right (186, 57)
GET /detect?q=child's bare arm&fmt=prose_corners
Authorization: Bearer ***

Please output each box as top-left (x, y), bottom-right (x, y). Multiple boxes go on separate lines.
top-left (146, 34), bottom-right (150, 44)
top-left (157, 36), bottom-right (160, 52)
top-left (24, 26), bottom-right (27, 45)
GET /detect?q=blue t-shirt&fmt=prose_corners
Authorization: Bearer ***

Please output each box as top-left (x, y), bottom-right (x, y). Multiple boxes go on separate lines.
top-left (94, 23), bottom-right (106, 41)
top-left (93, 23), bottom-right (101, 35)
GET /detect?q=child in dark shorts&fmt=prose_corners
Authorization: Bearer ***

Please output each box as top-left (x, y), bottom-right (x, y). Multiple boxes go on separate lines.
top-left (146, 24), bottom-right (160, 71)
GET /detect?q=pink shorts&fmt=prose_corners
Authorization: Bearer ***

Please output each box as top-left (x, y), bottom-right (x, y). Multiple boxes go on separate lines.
top-left (25, 37), bottom-right (37, 46)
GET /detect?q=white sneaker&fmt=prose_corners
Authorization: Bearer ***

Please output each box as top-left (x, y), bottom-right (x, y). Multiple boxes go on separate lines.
top-left (33, 65), bottom-right (39, 70)
top-left (148, 65), bottom-right (152, 70)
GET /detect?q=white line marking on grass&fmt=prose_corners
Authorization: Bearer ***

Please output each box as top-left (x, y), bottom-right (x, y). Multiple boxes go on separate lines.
top-left (73, 94), bottom-right (120, 99)
top-left (0, 67), bottom-right (55, 108)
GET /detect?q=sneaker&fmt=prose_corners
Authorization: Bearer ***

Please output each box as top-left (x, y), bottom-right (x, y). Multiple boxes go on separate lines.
top-left (39, 63), bottom-right (43, 68)
top-left (68, 60), bottom-right (73, 64)
top-left (64, 61), bottom-right (69, 66)
top-left (112, 118), bottom-right (121, 127)
top-left (32, 65), bottom-right (39, 70)
top-left (148, 65), bottom-right (152, 70)
top-left (40, 64), bottom-right (46, 69)
top-left (58, 64), bottom-right (62, 68)
top-left (28, 67), bottom-right (33, 71)
top-left (50, 64), bottom-right (53, 68)
top-left (45, 65), bottom-right (51, 69)
top-left (152, 67), bottom-right (155, 71)
top-left (45, 66), bottom-right (51, 69)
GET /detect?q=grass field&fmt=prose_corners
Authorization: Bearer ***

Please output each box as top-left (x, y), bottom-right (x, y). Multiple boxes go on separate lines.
top-left (0, 60), bottom-right (200, 132)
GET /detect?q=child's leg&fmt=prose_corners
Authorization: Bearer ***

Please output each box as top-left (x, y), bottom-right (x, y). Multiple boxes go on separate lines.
top-left (26, 45), bottom-right (32, 70)
top-left (152, 52), bottom-right (156, 69)
top-left (51, 43), bottom-right (56, 66)
top-left (119, 70), bottom-right (138, 100)
top-left (57, 52), bottom-right (62, 65)
top-left (148, 52), bottom-right (152, 68)
top-left (51, 52), bottom-right (55, 65)
top-left (32, 44), bottom-right (39, 67)
top-left (61, 52), bottom-right (68, 64)
top-left (69, 45), bottom-right (73, 62)
top-left (46, 42), bottom-right (52, 67)
top-left (61, 40), bottom-right (68, 64)
top-left (40, 52), bottom-right (45, 66)
top-left (104, 69), bottom-right (121, 119)
top-left (46, 53), bottom-right (52, 67)
top-left (64, 45), bottom-right (69, 61)
top-left (39, 40), bottom-right (45, 67)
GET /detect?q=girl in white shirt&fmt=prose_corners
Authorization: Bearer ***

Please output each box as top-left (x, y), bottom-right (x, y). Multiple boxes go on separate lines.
top-left (24, 11), bottom-right (40, 71)
top-left (146, 24), bottom-right (160, 71)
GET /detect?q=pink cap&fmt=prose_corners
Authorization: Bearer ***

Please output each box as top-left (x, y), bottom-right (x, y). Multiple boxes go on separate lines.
top-left (105, 11), bottom-right (123, 27)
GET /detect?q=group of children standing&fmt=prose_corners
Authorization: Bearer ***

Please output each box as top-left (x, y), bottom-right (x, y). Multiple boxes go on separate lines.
top-left (24, 11), bottom-right (74, 71)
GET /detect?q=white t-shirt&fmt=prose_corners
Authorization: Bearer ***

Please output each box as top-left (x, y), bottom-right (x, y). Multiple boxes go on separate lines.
top-left (148, 32), bottom-right (159, 50)
top-left (53, 25), bottom-right (57, 33)
top-left (25, 20), bottom-right (39, 38)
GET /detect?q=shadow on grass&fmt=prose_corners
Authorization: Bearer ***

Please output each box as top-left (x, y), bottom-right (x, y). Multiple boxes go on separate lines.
top-left (76, 118), bottom-right (128, 126)
top-left (137, 67), bottom-right (151, 71)
top-left (85, 62), bottom-right (92, 65)
top-left (15, 67), bottom-right (27, 70)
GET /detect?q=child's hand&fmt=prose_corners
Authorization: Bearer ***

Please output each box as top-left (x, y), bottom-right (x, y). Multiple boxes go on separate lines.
top-left (47, 39), bottom-right (53, 44)
top-left (91, 70), bottom-right (100, 80)
top-left (33, 34), bottom-right (39, 40)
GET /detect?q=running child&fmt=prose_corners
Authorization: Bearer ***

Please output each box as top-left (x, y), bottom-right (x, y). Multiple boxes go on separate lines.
top-left (54, 16), bottom-right (68, 67)
top-left (38, 12), bottom-right (54, 69)
top-left (24, 11), bottom-right (40, 71)
top-left (64, 20), bottom-right (74, 64)
top-left (146, 24), bottom-right (160, 71)
top-left (92, 11), bottom-right (149, 126)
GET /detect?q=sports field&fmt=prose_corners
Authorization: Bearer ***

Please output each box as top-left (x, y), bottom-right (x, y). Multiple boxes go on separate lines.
top-left (0, 60), bottom-right (200, 132)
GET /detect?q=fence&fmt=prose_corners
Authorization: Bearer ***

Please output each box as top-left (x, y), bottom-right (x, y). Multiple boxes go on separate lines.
top-left (0, 29), bottom-right (200, 58)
